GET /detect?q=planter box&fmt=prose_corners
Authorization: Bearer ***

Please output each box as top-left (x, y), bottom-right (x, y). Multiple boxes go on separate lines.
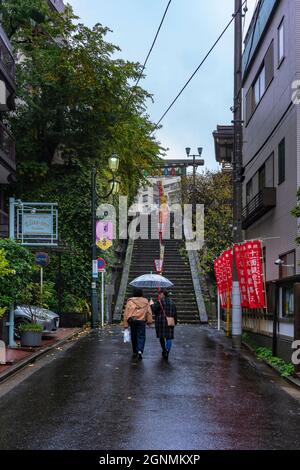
top-left (59, 312), bottom-right (88, 328)
top-left (20, 331), bottom-right (42, 347)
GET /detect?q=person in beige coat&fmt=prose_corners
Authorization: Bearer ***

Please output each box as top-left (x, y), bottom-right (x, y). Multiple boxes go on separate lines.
top-left (124, 288), bottom-right (153, 360)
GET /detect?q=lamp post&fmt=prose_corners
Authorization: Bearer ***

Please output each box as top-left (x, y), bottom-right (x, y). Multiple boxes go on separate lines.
top-left (91, 153), bottom-right (120, 329)
top-left (185, 147), bottom-right (203, 220)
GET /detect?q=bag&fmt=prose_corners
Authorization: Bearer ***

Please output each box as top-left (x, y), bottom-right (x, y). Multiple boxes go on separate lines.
top-left (159, 300), bottom-right (175, 328)
top-left (166, 316), bottom-right (175, 327)
top-left (123, 329), bottom-right (131, 343)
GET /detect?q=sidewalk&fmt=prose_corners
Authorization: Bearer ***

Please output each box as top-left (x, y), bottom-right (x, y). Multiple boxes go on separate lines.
top-left (0, 327), bottom-right (86, 382)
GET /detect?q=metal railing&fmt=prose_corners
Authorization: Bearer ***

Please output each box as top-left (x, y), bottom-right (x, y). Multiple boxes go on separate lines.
top-left (0, 121), bottom-right (16, 163)
top-left (242, 188), bottom-right (276, 229)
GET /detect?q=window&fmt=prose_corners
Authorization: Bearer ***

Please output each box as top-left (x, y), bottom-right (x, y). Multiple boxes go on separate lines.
top-left (278, 138), bottom-right (285, 184)
top-left (246, 153), bottom-right (274, 203)
top-left (258, 164), bottom-right (266, 192)
top-left (246, 180), bottom-right (253, 204)
top-left (278, 18), bottom-right (285, 65)
top-left (246, 41), bottom-right (274, 122)
top-left (281, 285), bottom-right (294, 317)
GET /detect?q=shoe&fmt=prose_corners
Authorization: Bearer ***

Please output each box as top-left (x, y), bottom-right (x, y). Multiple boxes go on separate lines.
top-left (138, 351), bottom-right (143, 360)
top-left (162, 350), bottom-right (169, 360)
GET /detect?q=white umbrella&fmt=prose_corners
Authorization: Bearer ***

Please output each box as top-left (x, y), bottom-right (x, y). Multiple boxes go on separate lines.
top-left (130, 273), bottom-right (174, 289)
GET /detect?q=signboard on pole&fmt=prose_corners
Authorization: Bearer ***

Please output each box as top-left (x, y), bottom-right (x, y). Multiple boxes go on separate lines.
top-left (35, 252), bottom-right (50, 268)
top-left (23, 214), bottom-right (53, 236)
top-left (154, 259), bottom-right (163, 273)
top-left (96, 220), bottom-right (113, 251)
top-left (97, 258), bottom-right (107, 273)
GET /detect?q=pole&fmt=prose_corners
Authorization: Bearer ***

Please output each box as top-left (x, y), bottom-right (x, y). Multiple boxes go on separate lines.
top-left (193, 155), bottom-right (196, 225)
top-left (8, 198), bottom-right (16, 346)
top-left (40, 267), bottom-right (43, 299)
top-left (217, 288), bottom-right (221, 331)
top-left (8, 304), bottom-right (17, 347)
top-left (91, 168), bottom-right (98, 328)
top-left (272, 283), bottom-right (279, 356)
top-left (9, 197), bottom-right (15, 240)
top-left (101, 271), bottom-right (105, 327)
top-left (232, 0), bottom-right (243, 349)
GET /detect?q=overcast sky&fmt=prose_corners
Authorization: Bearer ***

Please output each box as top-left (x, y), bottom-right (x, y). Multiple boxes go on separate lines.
top-left (68, 0), bottom-right (256, 170)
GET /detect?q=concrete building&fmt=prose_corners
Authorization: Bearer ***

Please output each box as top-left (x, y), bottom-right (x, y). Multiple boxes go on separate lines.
top-left (48, 0), bottom-right (65, 13)
top-left (0, 23), bottom-right (16, 238)
top-left (241, 0), bottom-right (300, 359)
top-left (213, 125), bottom-right (234, 174)
top-left (131, 176), bottom-right (181, 215)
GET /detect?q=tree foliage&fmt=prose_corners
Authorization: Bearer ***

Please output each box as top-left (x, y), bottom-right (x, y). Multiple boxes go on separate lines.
top-left (182, 170), bottom-right (233, 278)
top-left (291, 188), bottom-right (300, 247)
top-left (0, 239), bottom-right (34, 311)
top-left (2, 1), bottom-right (162, 309)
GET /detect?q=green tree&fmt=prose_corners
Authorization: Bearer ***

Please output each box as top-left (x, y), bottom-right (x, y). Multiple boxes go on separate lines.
top-left (291, 188), bottom-right (300, 256)
top-left (0, 239), bottom-right (34, 313)
top-left (2, 0), bottom-right (162, 309)
top-left (182, 170), bottom-right (233, 278)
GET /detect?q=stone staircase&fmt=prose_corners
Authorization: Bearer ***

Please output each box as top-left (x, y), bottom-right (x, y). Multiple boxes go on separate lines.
top-left (124, 215), bottom-right (201, 324)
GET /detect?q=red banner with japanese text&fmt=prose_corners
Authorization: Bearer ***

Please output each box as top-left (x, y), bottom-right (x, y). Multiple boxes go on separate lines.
top-left (214, 258), bottom-right (227, 308)
top-left (234, 243), bottom-right (250, 308)
top-left (221, 249), bottom-right (233, 307)
top-left (234, 240), bottom-right (266, 309)
top-left (214, 249), bottom-right (233, 309)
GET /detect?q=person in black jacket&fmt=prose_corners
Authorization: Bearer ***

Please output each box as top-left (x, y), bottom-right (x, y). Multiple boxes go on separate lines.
top-left (151, 290), bottom-right (177, 360)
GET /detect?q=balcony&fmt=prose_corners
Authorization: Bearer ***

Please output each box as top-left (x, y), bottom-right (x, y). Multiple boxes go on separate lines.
top-left (242, 188), bottom-right (276, 230)
top-left (0, 25), bottom-right (16, 92)
top-left (0, 121), bottom-right (16, 171)
top-left (48, 0), bottom-right (65, 13)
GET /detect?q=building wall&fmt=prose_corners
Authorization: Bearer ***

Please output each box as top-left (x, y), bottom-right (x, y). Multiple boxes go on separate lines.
top-left (241, 0), bottom-right (300, 346)
top-left (243, 0), bottom-right (300, 282)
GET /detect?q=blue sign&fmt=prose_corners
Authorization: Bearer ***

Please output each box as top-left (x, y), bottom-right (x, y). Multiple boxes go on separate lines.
top-left (97, 258), bottom-right (107, 273)
top-left (35, 252), bottom-right (50, 268)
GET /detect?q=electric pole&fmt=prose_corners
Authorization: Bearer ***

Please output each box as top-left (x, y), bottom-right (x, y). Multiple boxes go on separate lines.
top-left (232, 0), bottom-right (243, 349)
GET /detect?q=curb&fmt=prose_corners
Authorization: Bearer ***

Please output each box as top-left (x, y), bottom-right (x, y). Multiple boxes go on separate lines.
top-left (0, 327), bottom-right (90, 384)
top-left (242, 340), bottom-right (300, 390)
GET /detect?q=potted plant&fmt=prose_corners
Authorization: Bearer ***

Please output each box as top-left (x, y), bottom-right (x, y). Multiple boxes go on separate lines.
top-left (17, 282), bottom-right (56, 347)
top-left (18, 322), bottom-right (43, 347)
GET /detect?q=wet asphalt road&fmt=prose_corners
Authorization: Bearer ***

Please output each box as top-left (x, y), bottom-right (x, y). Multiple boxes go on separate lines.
top-left (0, 325), bottom-right (300, 450)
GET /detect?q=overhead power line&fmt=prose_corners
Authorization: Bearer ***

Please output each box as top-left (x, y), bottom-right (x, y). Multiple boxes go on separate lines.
top-left (134, 0), bottom-right (172, 90)
top-left (118, 0), bottom-right (172, 125)
top-left (154, 0), bottom-right (248, 130)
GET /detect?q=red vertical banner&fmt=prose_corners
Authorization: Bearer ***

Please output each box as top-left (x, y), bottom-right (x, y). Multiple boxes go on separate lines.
top-left (244, 240), bottom-right (266, 309)
top-left (222, 249), bottom-right (233, 307)
top-left (214, 249), bottom-right (233, 309)
top-left (214, 258), bottom-right (226, 308)
top-left (234, 243), bottom-right (250, 308)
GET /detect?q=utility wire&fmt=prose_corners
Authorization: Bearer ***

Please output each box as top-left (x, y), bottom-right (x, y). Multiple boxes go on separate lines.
top-left (135, 0), bottom-right (172, 90)
top-left (117, 0), bottom-right (172, 126)
top-left (154, 0), bottom-right (247, 130)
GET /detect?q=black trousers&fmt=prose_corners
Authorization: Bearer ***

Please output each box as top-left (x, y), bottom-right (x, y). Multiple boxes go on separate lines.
top-left (129, 320), bottom-right (146, 354)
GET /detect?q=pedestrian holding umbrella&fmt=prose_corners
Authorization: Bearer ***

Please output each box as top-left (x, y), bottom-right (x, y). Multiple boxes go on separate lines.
top-left (130, 272), bottom-right (174, 289)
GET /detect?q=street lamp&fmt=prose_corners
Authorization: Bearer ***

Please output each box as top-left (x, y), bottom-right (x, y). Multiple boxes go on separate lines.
top-left (185, 147), bottom-right (203, 221)
top-left (91, 155), bottom-right (120, 329)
